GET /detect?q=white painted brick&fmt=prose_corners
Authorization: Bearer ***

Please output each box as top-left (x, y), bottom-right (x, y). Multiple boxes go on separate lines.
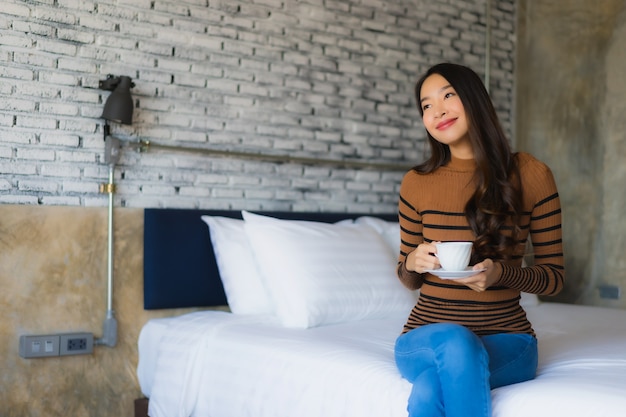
top-left (77, 45), bottom-right (119, 62)
top-left (190, 63), bottom-right (223, 79)
top-left (12, 21), bottom-right (55, 37)
top-left (0, 98), bottom-right (35, 112)
top-left (0, 0), bottom-right (515, 211)
top-left (205, 78), bottom-right (239, 93)
top-left (58, 0), bottom-right (94, 12)
top-left (56, 150), bottom-right (96, 163)
top-left (39, 133), bottom-right (80, 147)
top-left (77, 15), bottom-right (115, 32)
top-left (16, 147), bottom-right (56, 161)
top-left (244, 188), bottom-right (275, 200)
top-left (62, 181), bottom-right (100, 194)
top-left (0, 33), bottom-right (35, 48)
top-left (153, 1), bottom-right (190, 16)
top-left (0, 195), bottom-right (39, 204)
top-left (172, 130), bottom-right (207, 142)
top-left (276, 189), bottom-right (305, 200)
top-left (62, 88), bottom-right (100, 106)
top-left (175, 73), bottom-right (207, 88)
top-left (195, 173), bottom-right (229, 185)
top-left (116, 0), bottom-right (153, 8)
top-left (261, 176), bottom-right (291, 189)
top-left (96, 33), bottom-right (137, 51)
top-left (140, 184), bottom-right (177, 196)
top-left (209, 51), bottom-right (239, 68)
top-left (0, 145), bottom-right (12, 158)
top-left (0, 65), bottom-right (34, 80)
top-left (0, 177), bottom-right (12, 191)
top-left (34, 7), bottom-right (77, 25)
top-left (15, 81), bottom-right (57, 99)
top-left (18, 179), bottom-right (58, 193)
top-left (138, 71), bottom-right (174, 85)
top-left (0, 3), bottom-right (32, 17)
top-left (135, 10), bottom-right (171, 28)
top-left (239, 83), bottom-right (270, 97)
top-left (39, 71), bottom-right (79, 86)
top-left (213, 187), bottom-right (245, 199)
top-left (224, 95), bottom-right (255, 108)
top-left (57, 27), bottom-right (95, 44)
top-left (58, 118), bottom-right (99, 134)
top-left (40, 102), bottom-right (80, 117)
top-left (16, 115), bottom-right (56, 130)
top-left (40, 196), bottom-right (82, 205)
top-left (0, 160), bottom-right (37, 175)
top-left (178, 186), bottom-right (211, 198)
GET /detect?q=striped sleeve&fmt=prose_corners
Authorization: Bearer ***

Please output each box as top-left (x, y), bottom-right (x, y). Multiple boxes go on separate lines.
top-left (396, 174), bottom-right (426, 291)
top-left (499, 159), bottom-right (565, 296)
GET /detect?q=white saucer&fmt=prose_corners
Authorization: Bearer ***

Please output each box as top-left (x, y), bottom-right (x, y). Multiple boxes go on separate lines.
top-left (424, 267), bottom-right (486, 280)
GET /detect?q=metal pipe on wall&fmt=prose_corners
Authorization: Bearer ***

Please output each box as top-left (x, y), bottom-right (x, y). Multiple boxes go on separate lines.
top-left (130, 140), bottom-right (412, 172)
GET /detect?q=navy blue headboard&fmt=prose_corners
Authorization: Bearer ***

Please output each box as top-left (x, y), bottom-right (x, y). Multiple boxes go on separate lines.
top-left (143, 209), bottom-right (397, 309)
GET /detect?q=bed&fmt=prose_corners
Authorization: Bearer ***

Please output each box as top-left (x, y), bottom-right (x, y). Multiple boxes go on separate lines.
top-left (137, 208), bottom-right (626, 417)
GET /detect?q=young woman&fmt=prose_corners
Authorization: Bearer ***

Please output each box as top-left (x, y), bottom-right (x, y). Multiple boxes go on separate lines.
top-left (394, 63), bottom-right (565, 417)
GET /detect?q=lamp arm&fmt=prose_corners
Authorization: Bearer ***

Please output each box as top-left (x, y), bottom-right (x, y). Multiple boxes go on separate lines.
top-left (96, 163), bottom-right (117, 348)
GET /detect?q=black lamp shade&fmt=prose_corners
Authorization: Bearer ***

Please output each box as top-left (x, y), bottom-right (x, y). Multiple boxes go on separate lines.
top-left (101, 76), bottom-right (134, 125)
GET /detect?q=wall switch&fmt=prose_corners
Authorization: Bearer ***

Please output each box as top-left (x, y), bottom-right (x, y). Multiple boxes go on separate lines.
top-left (19, 334), bottom-right (60, 358)
top-left (59, 332), bottom-right (94, 356)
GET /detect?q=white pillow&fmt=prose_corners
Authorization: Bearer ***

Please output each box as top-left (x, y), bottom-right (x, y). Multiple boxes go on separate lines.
top-left (201, 215), bottom-right (273, 315)
top-left (242, 211), bottom-right (416, 328)
top-left (355, 216), bottom-right (400, 255)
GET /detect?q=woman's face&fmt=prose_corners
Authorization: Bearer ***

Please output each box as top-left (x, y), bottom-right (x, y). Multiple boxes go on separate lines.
top-left (419, 73), bottom-right (471, 155)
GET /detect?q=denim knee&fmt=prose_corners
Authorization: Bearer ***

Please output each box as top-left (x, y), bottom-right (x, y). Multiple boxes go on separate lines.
top-left (394, 323), bottom-right (489, 381)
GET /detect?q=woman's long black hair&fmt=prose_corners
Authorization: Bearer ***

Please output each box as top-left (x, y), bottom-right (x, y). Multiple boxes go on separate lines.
top-left (413, 63), bottom-right (522, 262)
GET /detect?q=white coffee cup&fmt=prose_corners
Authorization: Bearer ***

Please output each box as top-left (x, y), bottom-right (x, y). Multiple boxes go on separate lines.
top-left (435, 242), bottom-right (473, 271)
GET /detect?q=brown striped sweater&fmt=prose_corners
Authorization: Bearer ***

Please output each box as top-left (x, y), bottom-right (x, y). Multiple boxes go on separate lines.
top-left (397, 152), bottom-right (564, 336)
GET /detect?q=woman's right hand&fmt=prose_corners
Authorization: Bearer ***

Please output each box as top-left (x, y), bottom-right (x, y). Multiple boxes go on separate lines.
top-left (405, 242), bottom-right (441, 273)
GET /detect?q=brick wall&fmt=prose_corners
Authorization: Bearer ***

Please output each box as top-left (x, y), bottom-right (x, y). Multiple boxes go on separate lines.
top-left (0, 0), bottom-right (516, 212)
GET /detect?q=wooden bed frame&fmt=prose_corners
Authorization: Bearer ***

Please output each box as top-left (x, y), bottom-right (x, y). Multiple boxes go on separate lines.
top-left (135, 397), bottom-right (149, 417)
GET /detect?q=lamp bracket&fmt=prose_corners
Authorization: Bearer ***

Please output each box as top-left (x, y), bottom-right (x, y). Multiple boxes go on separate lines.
top-left (104, 136), bottom-right (121, 166)
top-left (99, 183), bottom-right (117, 194)
top-left (99, 74), bottom-right (135, 91)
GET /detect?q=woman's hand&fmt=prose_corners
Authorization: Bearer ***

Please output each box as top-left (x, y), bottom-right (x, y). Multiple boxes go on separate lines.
top-left (456, 259), bottom-right (502, 292)
top-left (405, 242), bottom-right (441, 273)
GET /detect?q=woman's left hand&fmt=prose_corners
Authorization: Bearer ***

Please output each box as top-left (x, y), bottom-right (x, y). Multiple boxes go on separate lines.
top-left (456, 259), bottom-right (502, 292)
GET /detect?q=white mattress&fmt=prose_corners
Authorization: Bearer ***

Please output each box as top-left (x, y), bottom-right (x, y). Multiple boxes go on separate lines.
top-left (137, 302), bottom-right (626, 417)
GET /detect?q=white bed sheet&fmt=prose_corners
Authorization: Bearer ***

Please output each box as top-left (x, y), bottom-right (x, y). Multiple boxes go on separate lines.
top-left (138, 302), bottom-right (626, 417)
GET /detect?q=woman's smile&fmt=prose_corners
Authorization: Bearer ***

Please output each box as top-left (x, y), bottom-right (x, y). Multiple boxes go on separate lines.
top-left (436, 118), bottom-right (457, 130)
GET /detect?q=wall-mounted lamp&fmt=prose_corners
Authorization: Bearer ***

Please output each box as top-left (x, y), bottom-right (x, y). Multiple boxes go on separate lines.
top-left (100, 75), bottom-right (135, 125)
top-left (97, 74), bottom-right (135, 348)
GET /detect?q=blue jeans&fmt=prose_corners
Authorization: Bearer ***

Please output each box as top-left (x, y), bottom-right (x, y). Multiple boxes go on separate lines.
top-left (394, 323), bottom-right (537, 417)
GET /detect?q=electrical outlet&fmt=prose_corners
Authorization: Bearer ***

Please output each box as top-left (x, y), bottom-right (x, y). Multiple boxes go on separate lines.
top-left (19, 332), bottom-right (94, 358)
top-left (59, 332), bottom-right (94, 356)
top-left (598, 284), bottom-right (621, 300)
top-left (19, 334), bottom-right (60, 358)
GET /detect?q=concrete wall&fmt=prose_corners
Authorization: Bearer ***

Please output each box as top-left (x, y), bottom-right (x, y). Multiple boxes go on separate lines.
top-left (0, 1), bottom-right (516, 416)
top-left (516, 0), bottom-right (626, 308)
